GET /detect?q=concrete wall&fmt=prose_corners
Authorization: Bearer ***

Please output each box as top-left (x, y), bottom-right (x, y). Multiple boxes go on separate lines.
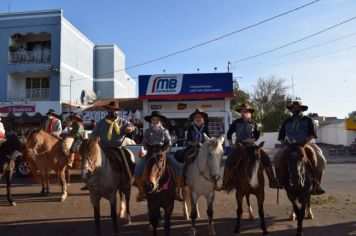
top-left (94, 45), bottom-right (115, 98)
top-left (316, 122), bottom-right (356, 146)
top-left (258, 132), bottom-right (279, 149)
top-left (60, 17), bottom-right (94, 105)
top-left (0, 10), bottom-right (62, 101)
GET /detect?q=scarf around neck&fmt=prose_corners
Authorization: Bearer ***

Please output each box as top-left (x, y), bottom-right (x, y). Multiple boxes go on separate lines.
top-left (193, 123), bottom-right (205, 142)
top-left (105, 117), bottom-right (121, 140)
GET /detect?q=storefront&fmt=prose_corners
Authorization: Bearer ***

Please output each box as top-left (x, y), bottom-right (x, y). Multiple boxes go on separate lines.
top-left (139, 73), bottom-right (233, 147)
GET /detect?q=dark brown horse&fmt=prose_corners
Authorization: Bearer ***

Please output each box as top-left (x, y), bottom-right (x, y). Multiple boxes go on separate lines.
top-left (229, 142), bottom-right (269, 235)
top-left (0, 133), bottom-right (24, 206)
top-left (23, 129), bottom-right (69, 201)
top-left (143, 143), bottom-right (175, 236)
top-left (79, 137), bottom-right (135, 236)
top-left (282, 142), bottom-right (314, 236)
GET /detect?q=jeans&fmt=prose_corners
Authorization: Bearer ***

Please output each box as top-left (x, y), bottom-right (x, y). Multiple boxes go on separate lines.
top-left (134, 155), bottom-right (183, 177)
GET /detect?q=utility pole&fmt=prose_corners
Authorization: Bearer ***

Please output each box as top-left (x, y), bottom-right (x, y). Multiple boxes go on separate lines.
top-left (292, 76), bottom-right (295, 100)
top-left (227, 61), bottom-right (231, 72)
top-left (8, 0), bottom-right (11, 12)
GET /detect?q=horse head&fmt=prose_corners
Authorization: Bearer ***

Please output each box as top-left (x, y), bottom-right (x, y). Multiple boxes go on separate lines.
top-left (201, 134), bottom-right (225, 183)
top-left (78, 137), bottom-right (100, 179)
top-left (240, 141), bottom-right (264, 188)
top-left (284, 141), bottom-right (308, 189)
top-left (0, 132), bottom-right (24, 162)
top-left (24, 129), bottom-right (45, 157)
top-left (143, 142), bottom-right (170, 193)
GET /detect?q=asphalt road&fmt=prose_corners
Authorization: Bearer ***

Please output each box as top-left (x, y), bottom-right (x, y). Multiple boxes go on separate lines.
top-left (1, 163), bottom-right (356, 236)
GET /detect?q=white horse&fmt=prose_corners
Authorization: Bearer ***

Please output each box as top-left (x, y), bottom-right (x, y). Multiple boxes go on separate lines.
top-left (183, 134), bottom-right (225, 236)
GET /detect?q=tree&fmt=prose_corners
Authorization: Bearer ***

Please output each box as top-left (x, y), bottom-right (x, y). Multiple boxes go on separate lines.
top-left (307, 113), bottom-right (319, 118)
top-left (251, 75), bottom-right (288, 116)
top-left (349, 111), bottom-right (356, 118)
top-left (230, 80), bottom-right (250, 111)
top-left (250, 75), bottom-right (290, 132)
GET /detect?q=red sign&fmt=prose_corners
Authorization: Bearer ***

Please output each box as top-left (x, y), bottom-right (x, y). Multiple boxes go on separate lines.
top-left (0, 105), bottom-right (36, 113)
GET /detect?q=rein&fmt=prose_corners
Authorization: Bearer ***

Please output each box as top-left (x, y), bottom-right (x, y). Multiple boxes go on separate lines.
top-left (196, 150), bottom-right (215, 183)
top-left (146, 152), bottom-right (171, 193)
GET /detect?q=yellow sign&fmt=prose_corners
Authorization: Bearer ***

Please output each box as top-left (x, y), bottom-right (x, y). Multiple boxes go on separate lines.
top-left (345, 118), bottom-right (356, 130)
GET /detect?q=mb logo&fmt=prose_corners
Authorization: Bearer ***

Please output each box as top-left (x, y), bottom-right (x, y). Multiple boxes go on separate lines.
top-left (147, 74), bottom-right (183, 95)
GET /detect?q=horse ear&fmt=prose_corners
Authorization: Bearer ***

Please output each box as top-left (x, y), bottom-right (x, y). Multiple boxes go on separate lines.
top-left (203, 133), bottom-right (210, 142)
top-left (258, 141), bottom-right (265, 148)
top-left (218, 135), bottom-right (224, 144)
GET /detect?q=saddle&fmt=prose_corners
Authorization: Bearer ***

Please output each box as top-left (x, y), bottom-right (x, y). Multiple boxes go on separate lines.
top-left (103, 147), bottom-right (135, 179)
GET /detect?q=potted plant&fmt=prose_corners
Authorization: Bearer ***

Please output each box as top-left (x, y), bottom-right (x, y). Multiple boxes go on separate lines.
top-left (9, 45), bottom-right (18, 52)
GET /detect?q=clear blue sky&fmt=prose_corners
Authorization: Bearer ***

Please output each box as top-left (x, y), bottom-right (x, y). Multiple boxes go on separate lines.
top-left (1, 0), bottom-right (355, 118)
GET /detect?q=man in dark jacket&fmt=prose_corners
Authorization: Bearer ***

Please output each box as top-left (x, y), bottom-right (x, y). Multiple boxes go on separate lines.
top-left (275, 100), bottom-right (326, 195)
top-left (220, 102), bottom-right (277, 191)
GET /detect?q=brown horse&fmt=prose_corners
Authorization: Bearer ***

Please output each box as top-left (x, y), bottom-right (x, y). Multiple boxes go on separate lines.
top-left (78, 137), bottom-right (135, 236)
top-left (281, 142), bottom-right (314, 236)
top-left (24, 129), bottom-right (69, 201)
top-left (228, 142), bottom-right (269, 235)
top-left (143, 143), bottom-right (175, 236)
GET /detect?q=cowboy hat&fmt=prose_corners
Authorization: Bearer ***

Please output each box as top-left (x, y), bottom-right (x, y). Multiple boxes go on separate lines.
top-left (236, 102), bottom-right (255, 113)
top-left (69, 113), bottom-right (83, 123)
top-left (46, 109), bottom-right (58, 117)
top-left (287, 100), bottom-right (308, 111)
top-left (189, 108), bottom-right (209, 122)
top-left (144, 111), bottom-right (168, 123)
top-left (103, 101), bottom-right (122, 111)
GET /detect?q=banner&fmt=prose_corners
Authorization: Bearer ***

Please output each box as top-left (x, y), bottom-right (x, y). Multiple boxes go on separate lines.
top-left (139, 73), bottom-right (233, 99)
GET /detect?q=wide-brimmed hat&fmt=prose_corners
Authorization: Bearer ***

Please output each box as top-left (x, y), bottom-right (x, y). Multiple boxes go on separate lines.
top-left (189, 109), bottom-right (209, 122)
top-left (46, 109), bottom-right (58, 116)
top-left (103, 101), bottom-right (122, 111)
top-left (287, 100), bottom-right (308, 111)
top-left (69, 113), bottom-right (83, 122)
top-left (144, 111), bottom-right (168, 123)
top-left (236, 102), bottom-right (255, 113)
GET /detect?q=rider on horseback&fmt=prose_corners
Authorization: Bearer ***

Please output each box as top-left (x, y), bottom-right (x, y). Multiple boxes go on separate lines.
top-left (182, 109), bottom-right (210, 175)
top-left (134, 111), bottom-right (183, 202)
top-left (274, 100), bottom-right (326, 195)
top-left (67, 114), bottom-right (84, 168)
top-left (220, 102), bottom-right (278, 191)
top-left (44, 109), bottom-right (62, 138)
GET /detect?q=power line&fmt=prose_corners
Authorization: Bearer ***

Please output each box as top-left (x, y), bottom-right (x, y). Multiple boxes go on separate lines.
top-left (231, 16), bottom-right (356, 65)
top-left (71, 0), bottom-right (320, 81)
top-left (237, 31), bottom-right (356, 68)
top-left (237, 44), bottom-right (356, 70)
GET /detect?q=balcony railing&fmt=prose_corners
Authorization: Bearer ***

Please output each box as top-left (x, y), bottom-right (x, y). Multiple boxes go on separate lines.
top-left (7, 88), bottom-right (50, 101)
top-left (8, 50), bottom-right (51, 64)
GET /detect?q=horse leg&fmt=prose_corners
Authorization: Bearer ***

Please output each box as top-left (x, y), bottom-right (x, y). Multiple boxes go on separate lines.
top-left (183, 186), bottom-right (190, 220)
top-left (290, 207), bottom-right (296, 221)
top-left (59, 170), bottom-right (68, 202)
top-left (40, 169), bottom-right (46, 195)
top-left (118, 191), bottom-right (126, 219)
top-left (124, 187), bottom-right (132, 224)
top-left (246, 194), bottom-right (254, 220)
top-left (65, 167), bottom-right (70, 185)
top-left (190, 192), bottom-right (198, 236)
top-left (234, 191), bottom-right (243, 235)
top-left (257, 191), bottom-right (269, 235)
top-left (306, 198), bottom-right (314, 219)
top-left (110, 195), bottom-right (119, 235)
top-left (148, 203), bottom-right (159, 236)
top-left (45, 169), bottom-right (50, 195)
top-left (291, 201), bottom-right (303, 236)
top-left (91, 196), bottom-right (101, 236)
top-left (6, 171), bottom-right (16, 206)
top-left (164, 203), bottom-right (174, 236)
top-left (207, 192), bottom-right (216, 236)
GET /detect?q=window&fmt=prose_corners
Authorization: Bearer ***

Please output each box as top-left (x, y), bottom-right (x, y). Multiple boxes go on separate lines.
top-left (26, 77), bottom-right (49, 89)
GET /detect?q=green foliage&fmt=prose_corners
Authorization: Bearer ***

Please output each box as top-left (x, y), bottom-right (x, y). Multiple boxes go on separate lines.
top-left (261, 110), bottom-right (291, 132)
top-left (230, 80), bottom-right (250, 111)
top-left (349, 111), bottom-right (356, 118)
top-left (307, 112), bottom-right (319, 118)
top-left (9, 45), bottom-right (18, 52)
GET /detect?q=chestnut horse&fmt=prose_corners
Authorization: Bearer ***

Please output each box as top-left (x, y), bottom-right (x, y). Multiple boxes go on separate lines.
top-left (228, 142), bottom-right (269, 235)
top-left (24, 129), bottom-right (69, 201)
top-left (143, 142), bottom-right (175, 236)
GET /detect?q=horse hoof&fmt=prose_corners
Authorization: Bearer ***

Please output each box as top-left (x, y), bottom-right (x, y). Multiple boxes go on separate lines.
top-left (10, 201), bottom-right (16, 206)
top-left (40, 191), bottom-right (46, 196)
top-left (306, 212), bottom-right (314, 219)
top-left (289, 213), bottom-right (296, 221)
top-left (189, 228), bottom-right (196, 236)
top-left (45, 192), bottom-right (51, 196)
top-left (60, 194), bottom-right (68, 202)
top-left (158, 220), bottom-right (164, 227)
top-left (147, 224), bottom-right (153, 231)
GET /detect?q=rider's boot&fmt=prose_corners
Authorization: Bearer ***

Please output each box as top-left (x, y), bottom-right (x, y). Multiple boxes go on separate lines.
top-left (312, 171), bottom-right (325, 195)
top-left (135, 177), bottom-right (146, 202)
top-left (265, 166), bottom-right (279, 188)
top-left (68, 153), bottom-right (75, 168)
top-left (175, 176), bottom-right (184, 201)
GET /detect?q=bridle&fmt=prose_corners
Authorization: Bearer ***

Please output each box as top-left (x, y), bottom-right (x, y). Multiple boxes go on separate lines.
top-left (286, 145), bottom-right (307, 187)
top-left (196, 142), bottom-right (221, 183)
top-left (146, 151), bottom-right (171, 193)
top-left (27, 134), bottom-right (49, 157)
